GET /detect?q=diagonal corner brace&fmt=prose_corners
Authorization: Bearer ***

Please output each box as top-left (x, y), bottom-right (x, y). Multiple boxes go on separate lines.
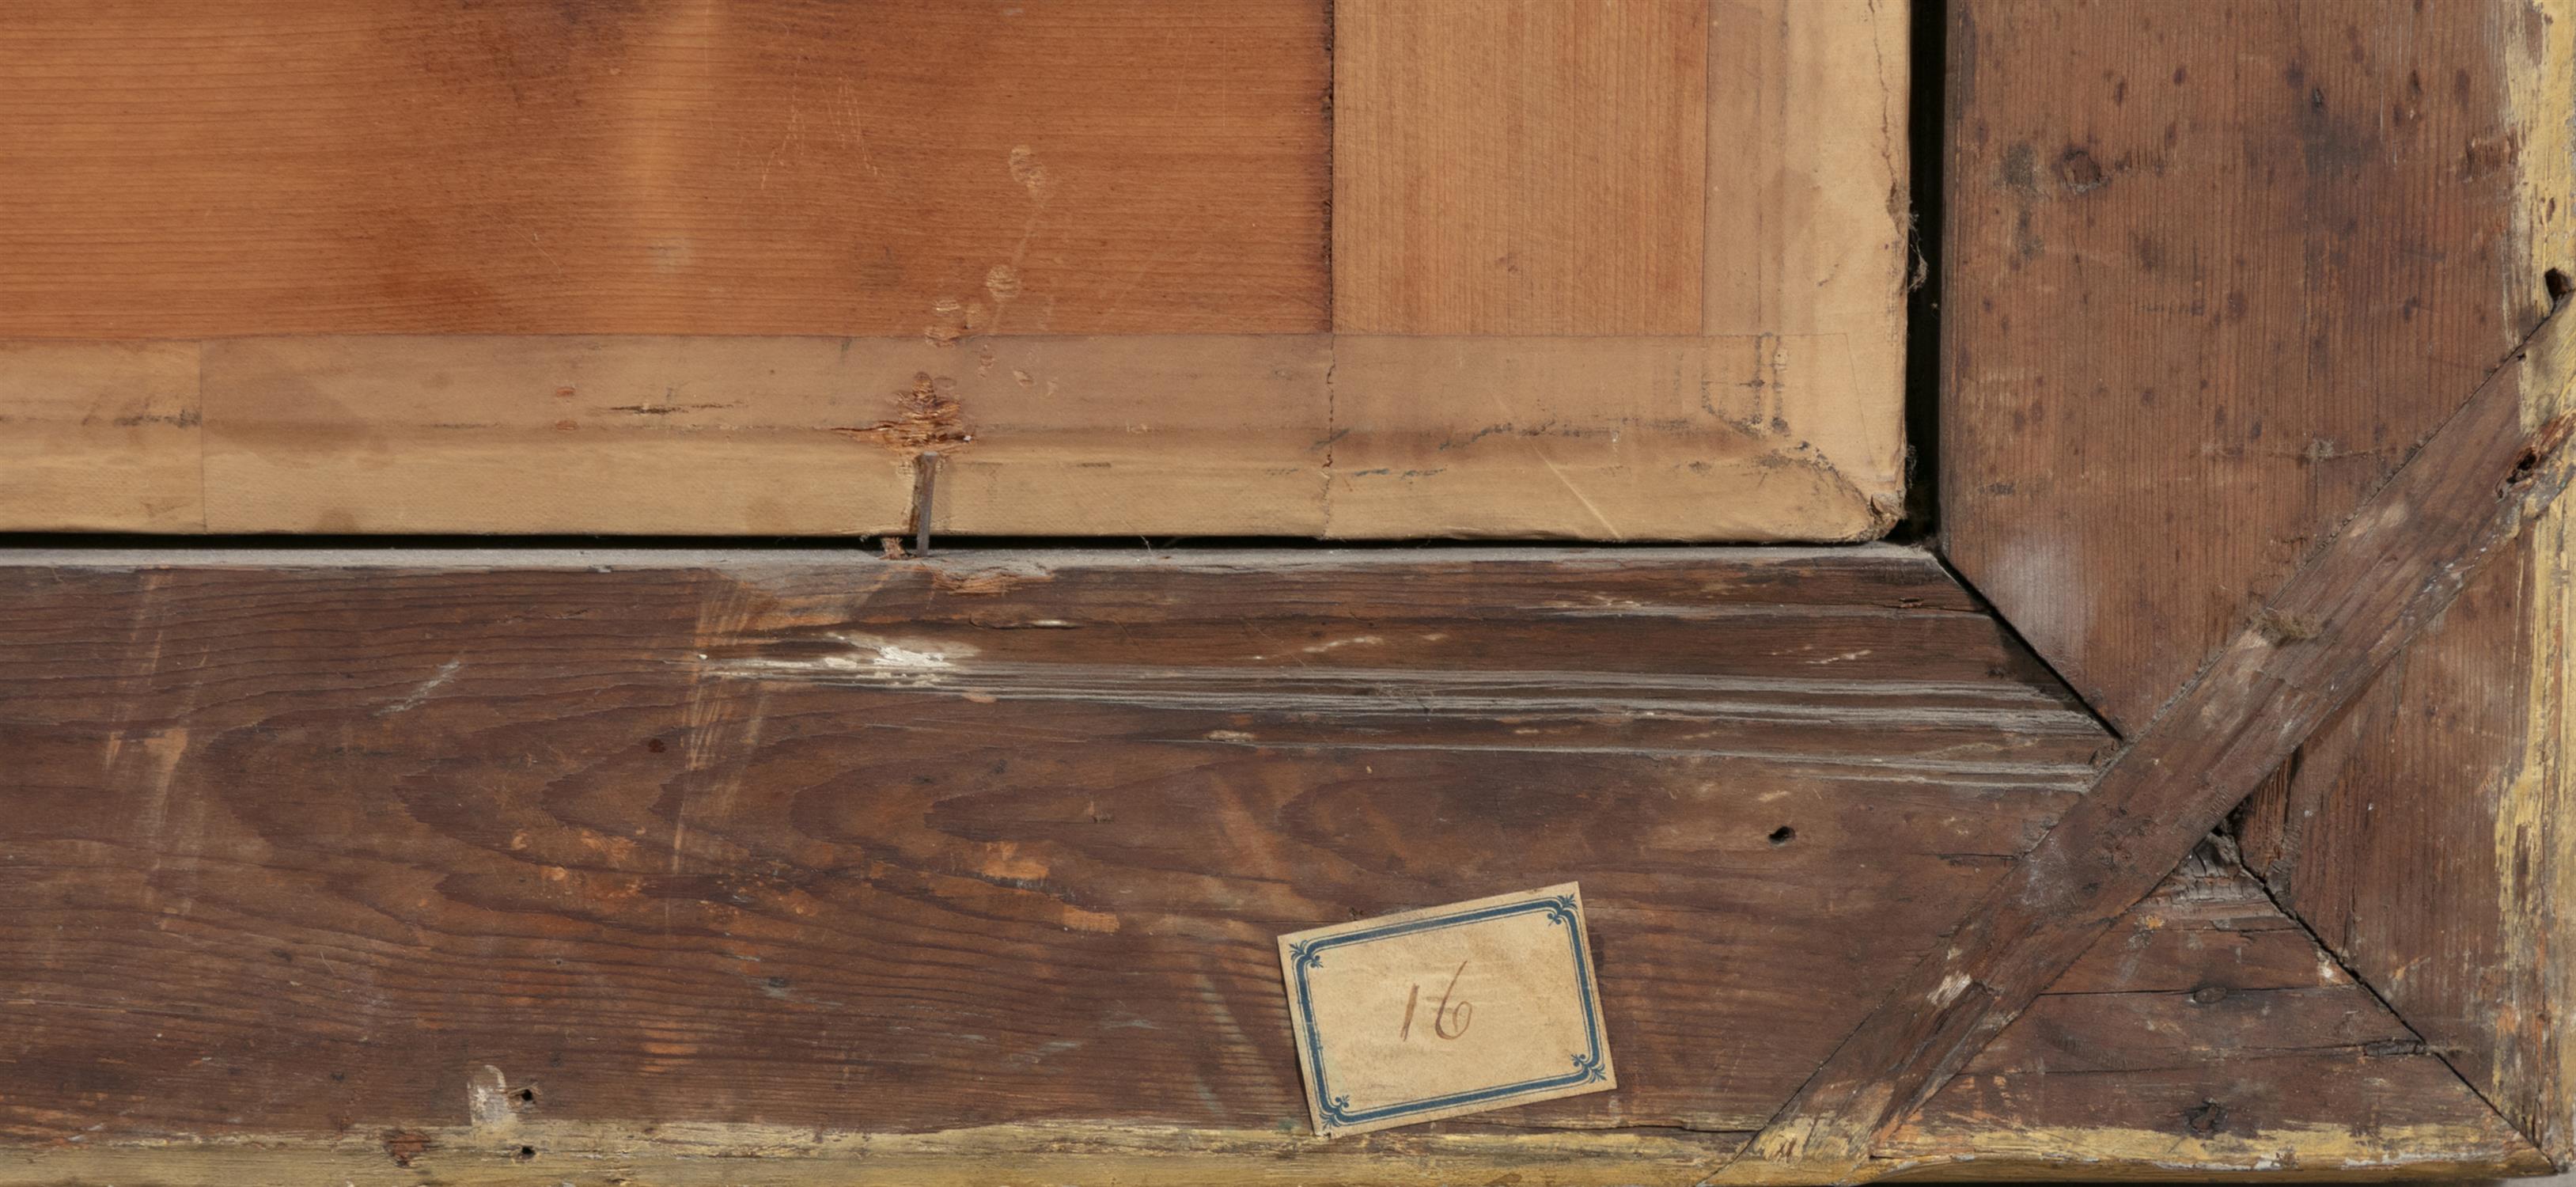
top-left (1710, 304), bottom-right (2576, 1185)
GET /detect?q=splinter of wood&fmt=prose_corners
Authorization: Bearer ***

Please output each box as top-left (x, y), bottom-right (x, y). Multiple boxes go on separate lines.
top-left (1716, 305), bottom-right (2576, 1183)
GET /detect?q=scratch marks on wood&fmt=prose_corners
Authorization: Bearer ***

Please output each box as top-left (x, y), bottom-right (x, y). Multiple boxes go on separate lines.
top-left (707, 632), bottom-right (971, 688)
top-left (927, 560), bottom-right (1054, 597)
top-left (1881, 850), bottom-right (2552, 1179)
top-left (1, 1120), bottom-right (1741, 1185)
top-left (1727, 298), bottom-right (2576, 1179)
top-left (377, 660), bottom-right (462, 717)
top-left (1324, 332), bottom-right (1901, 540)
top-left (0, 547), bottom-right (2102, 1146)
top-left (464, 1065), bottom-right (519, 1131)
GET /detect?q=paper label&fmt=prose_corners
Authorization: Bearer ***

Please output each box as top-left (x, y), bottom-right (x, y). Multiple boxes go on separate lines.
top-left (1277, 882), bottom-right (1614, 1136)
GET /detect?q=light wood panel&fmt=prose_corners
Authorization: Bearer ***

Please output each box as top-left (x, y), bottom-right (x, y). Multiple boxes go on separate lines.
top-left (1328, 334), bottom-right (1897, 540)
top-left (1325, 0), bottom-right (1909, 537)
top-left (0, 1), bottom-right (1327, 339)
top-left (3, 321), bottom-right (1908, 539)
top-left (194, 335), bottom-right (1330, 536)
top-left (0, 341), bottom-right (201, 531)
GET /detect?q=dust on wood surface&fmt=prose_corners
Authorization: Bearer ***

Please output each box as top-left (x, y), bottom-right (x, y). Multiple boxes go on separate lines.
top-left (1941, 0), bottom-right (2576, 1162)
top-left (0, 547), bottom-right (2104, 1151)
top-left (5, 547), bottom-right (2543, 1181)
top-left (3, 750), bottom-right (2531, 1182)
top-left (1729, 279), bottom-right (2576, 1177)
top-left (1878, 846), bottom-right (2550, 1181)
top-left (1941, 0), bottom-right (2550, 729)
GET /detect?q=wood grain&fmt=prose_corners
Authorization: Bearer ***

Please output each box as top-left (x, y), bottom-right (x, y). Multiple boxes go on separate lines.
top-left (1941, 0), bottom-right (2555, 729)
top-left (1725, 290), bottom-right (2576, 1178)
top-left (1326, 334), bottom-right (1898, 540)
top-left (2235, 491), bottom-right (2576, 1160)
top-left (1321, 0), bottom-right (1911, 537)
top-left (1942, 0), bottom-right (2576, 1162)
top-left (2231, 3), bottom-right (2576, 1156)
top-left (0, 547), bottom-right (2106, 1152)
top-left (0, 1), bottom-right (1907, 541)
top-left (0, 340), bottom-right (200, 531)
top-left (1881, 848), bottom-right (2551, 1181)
top-left (6, 759), bottom-right (2535, 1184)
top-left (3, 327), bottom-right (1902, 539)
top-left (190, 334), bottom-right (1330, 536)
top-left (1702, 0), bottom-right (1911, 346)
top-left (1332, 0), bottom-right (1709, 336)
top-left (0, 1), bottom-right (1327, 339)
top-left (0, 1123), bottom-right (1749, 1187)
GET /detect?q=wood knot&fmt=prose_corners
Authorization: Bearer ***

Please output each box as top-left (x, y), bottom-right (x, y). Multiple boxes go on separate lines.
top-left (2180, 1098), bottom-right (2227, 1137)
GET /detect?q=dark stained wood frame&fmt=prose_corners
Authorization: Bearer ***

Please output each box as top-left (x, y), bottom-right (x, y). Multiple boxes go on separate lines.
top-left (5, 2), bottom-right (2576, 1184)
top-left (1728, 290), bottom-right (2576, 1183)
top-left (1851, 0), bottom-right (2576, 1181)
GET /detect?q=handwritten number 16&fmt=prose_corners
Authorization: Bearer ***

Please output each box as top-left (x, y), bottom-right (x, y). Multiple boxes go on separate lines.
top-left (1399, 960), bottom-right (1473, 1041)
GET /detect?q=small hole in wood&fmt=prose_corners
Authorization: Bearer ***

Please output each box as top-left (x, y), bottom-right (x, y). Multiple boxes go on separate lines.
top-left (515, 1087), bottom-right (536, 1104)
top-left (2548, 267), bottom-right (2572, 308)
top-left (514, 1145), bottom-right (537, 1162)
top-left (1767, 825), bottom-right (1797, 846)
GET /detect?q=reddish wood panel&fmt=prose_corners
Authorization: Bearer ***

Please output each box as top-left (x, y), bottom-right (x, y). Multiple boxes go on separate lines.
top-left (0, 548), bottom-right (2106, 1147)
top-left (1332, 0), bottom-right (1709, 335)
top-left (0, 2), bottom-right (1328, 338)
top-left (0, 0), bottom-right (1910, 544)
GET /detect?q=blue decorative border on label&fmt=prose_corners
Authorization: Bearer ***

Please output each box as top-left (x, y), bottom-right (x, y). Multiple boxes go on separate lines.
top-left (1284, 893), bottom-right (1605, 1129)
